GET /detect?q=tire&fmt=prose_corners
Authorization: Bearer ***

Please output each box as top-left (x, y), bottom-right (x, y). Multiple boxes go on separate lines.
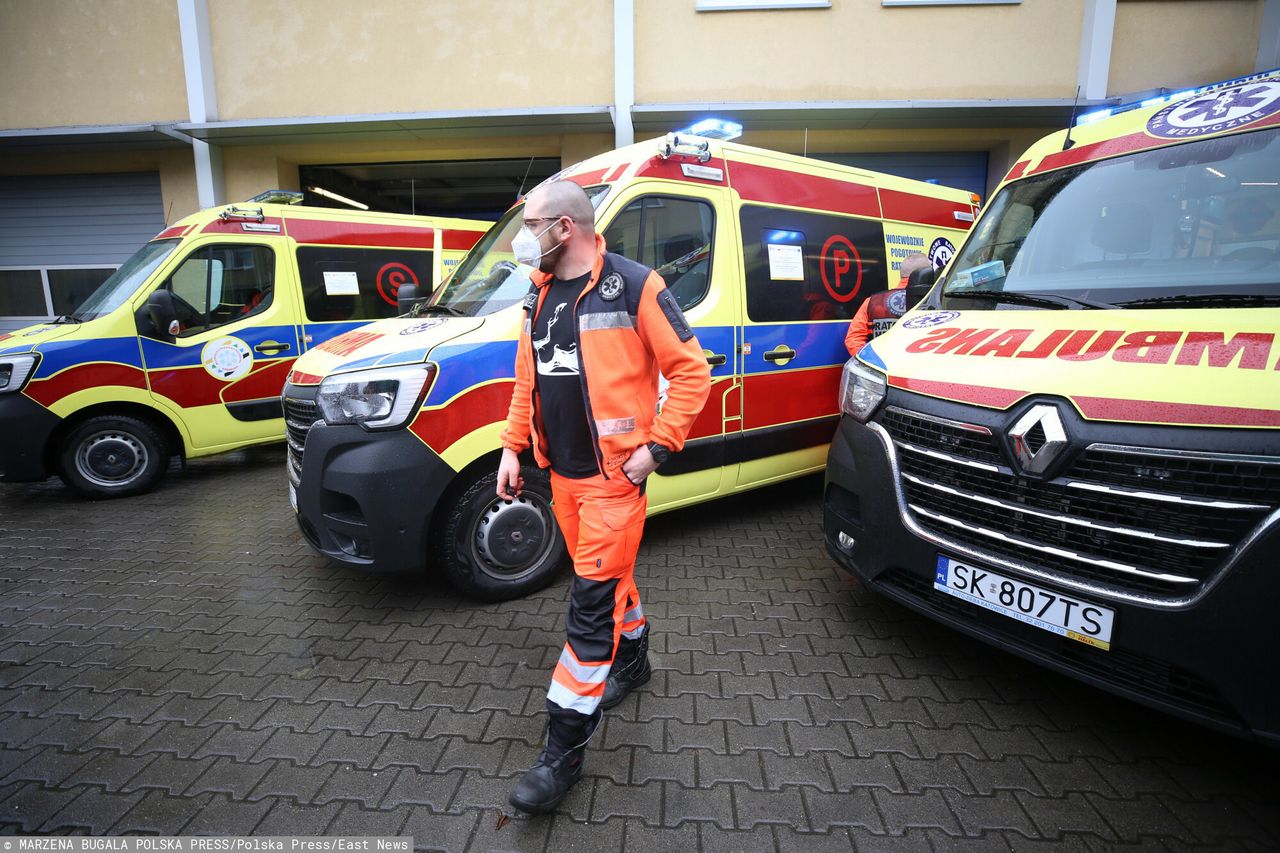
top-left (57, 415), bottom-right (168, 499)
top-left (434, 464), bottom-right (567, 601)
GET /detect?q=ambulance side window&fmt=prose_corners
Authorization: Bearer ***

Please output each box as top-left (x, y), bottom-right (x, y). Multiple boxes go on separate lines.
top-left (297, 247), bottom-right (435, 323)
top-left (602, 196), bottom-right (715, 311)
top-left (161, 244), bottom-right (276, 337)
top-left (740, 205), bottom-right (888, 322)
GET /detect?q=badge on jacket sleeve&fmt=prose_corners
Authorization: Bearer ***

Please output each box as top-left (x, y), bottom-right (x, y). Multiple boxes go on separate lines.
top-left (522, 291), bottom-right (538, 311)
top-left (599, 273), bottom-right (624, 301)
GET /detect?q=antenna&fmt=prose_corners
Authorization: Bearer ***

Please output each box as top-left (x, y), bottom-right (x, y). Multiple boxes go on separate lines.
top-left (411, 178), bottom-right (416, 216)
top-left (1062, 85), bottom-right (1082, 151)
top-left (164, 201), bottom-right (173, 226)
top-left (803, 127), bottom-right (809, 158)
top-left (516, 155), bottom-right (536, 202)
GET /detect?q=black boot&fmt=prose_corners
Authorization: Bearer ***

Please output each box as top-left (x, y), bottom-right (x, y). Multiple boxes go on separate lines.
top-left (509, 708), bottom-right (601, 815)
top-left (601, 628), bottom-right (652, 710)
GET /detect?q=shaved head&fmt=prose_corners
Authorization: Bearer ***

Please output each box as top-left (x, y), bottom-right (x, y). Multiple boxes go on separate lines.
top-left (900, 252), bottom-right (932, 279)
top-left (525, 180), bottom-right (596, 233)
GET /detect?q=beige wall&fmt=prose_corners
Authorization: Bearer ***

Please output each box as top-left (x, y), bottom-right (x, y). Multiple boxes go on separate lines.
top-left (636, 0), bottom-right (1085, 103)
top-left (0, 0), bottom-right (187, 128)
top-left (208, 0), bottom-right (614, 121)
top-left (1109, 0), bottom-right (1262, 96)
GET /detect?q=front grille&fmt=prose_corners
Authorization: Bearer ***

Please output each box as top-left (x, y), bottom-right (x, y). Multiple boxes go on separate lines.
top-left (283, 391), bottom-right (320, 487)
top-left (881, 407), bottom-right (1279, 599)
top-left (879, 568), bottom-right (1241, 725)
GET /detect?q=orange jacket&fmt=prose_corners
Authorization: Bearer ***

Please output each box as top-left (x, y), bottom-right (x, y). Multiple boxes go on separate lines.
top-left (501, 235), bottom-right (712, 476)
top-left (845, 274), bottom-right (908, 356)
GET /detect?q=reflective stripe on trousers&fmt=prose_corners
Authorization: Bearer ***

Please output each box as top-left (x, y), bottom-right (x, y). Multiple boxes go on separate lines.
top-left (546, 470), bottom-right (648, 716)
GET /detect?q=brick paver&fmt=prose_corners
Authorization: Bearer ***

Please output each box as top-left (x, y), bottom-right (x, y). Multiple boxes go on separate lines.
top-left (1, 447), bottom-right (1278, 850)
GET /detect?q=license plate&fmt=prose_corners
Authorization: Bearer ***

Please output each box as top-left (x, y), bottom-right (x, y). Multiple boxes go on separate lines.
top-left (934, 556), bottom-right (1114, 651)
top-left (288, 481), bottom-right (298, 513)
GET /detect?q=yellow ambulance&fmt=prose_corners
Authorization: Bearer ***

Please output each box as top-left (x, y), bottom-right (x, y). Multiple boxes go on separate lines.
top-left (824, 70), bottom-right (1280, 740)
top-left (282, 133), bottom-right (976, 599)
top-left (0, 195), bottom-right (486, 497)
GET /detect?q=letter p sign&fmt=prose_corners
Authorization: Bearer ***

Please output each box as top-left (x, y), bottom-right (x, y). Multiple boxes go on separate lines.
top-left (820, 235), bottom-right (863, 303)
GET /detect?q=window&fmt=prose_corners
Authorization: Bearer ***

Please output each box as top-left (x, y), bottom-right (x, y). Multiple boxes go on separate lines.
top-left (48, 269), bottom-right (116, 317)
top-left (740, 205), bottom-right (889, 322)
top-left (602, 196), bottom-right (716, 311)
top-left (0, 270), bottom-right (48, 317)
top-left (161, 244), bottom-right (275, 337)
top-left (697, 1), bottom-right (830, 10)
top-left (298, 247), bottom-right (433, 323)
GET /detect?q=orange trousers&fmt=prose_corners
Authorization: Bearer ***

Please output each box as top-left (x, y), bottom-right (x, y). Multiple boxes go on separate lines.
top-left (545, 470), bottom-right (649, 718)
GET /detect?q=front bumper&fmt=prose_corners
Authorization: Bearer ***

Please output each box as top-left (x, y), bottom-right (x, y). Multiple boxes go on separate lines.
top-left (290, 396), bottom-right (454, 574)
top-left (0, 393), bottom-right (59, 482)
top-left (823, 407), bottom-right (1280, 743)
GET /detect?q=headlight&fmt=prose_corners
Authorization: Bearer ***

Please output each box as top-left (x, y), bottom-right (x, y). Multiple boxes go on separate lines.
top-left (0, 354), bottom-right (39, 394)
top-left (840, 358), bottom-right (886, 423)
top-left (316, 363), bottom-right (436, 430)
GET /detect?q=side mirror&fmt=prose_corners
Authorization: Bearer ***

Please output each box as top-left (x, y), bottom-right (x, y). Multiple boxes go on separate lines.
top-left (398, 283), bottom-right (429, 314)
top-left (146, 290), bottom-right (179, 342)
top-left (905, 266), bottom-right (937, 311)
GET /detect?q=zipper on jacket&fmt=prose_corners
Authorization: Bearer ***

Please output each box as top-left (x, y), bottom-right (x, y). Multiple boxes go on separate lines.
top-left (573, 279), bottom-right (608, 479)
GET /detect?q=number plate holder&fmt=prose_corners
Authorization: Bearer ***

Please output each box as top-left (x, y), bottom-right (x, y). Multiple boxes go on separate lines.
top-left (934, 555), bottom-right (1114, 651)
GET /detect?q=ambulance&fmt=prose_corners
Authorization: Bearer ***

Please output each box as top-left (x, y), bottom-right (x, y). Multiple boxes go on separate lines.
top-left (823, 71), bottom-right (1280, 740)
top-left (0, 194), bottom-right (487, 497)
top-left (283, 133), bottom-right (976, 600)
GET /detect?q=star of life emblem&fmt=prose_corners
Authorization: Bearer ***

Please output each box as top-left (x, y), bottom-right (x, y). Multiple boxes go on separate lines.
top-left (599, 272), bottom-right (624, 301)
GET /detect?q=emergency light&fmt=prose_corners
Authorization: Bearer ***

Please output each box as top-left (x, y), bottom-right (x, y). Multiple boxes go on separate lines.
top-left (1076, 65), bottom-right (1280, 126)
top-left (676, 118), bottom-right (744, 141)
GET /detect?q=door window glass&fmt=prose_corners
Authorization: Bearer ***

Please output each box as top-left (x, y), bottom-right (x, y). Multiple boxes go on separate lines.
top-left (603, 196), bottom-right (715, 310)
top-left (161, 244), bottom-right (275, 337)
top-left (297, 247), bottom-right (433, 322)
top-left (740, 205), bottom-right (888, 322)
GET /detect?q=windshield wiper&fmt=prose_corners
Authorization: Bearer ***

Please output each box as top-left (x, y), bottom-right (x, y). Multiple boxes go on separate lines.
top-left (948, 289), bottom-right (1118, 310)
top-left (412, 303), bottom-right (465, 318)
top-left (1114, 293), bottom-right (1280, 309)
top-left (54, 314), bottom-right (82, 324)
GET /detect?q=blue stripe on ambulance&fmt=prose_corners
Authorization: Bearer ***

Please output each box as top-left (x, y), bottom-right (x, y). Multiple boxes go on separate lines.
top-left (742, 322), bottom-right (848, 374)
top-left (34, 337), bottom-right (145, 377)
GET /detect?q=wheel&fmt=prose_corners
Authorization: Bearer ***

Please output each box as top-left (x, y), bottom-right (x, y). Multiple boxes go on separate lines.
top-left (57, 415), bottom-right (168, 498)
top-left (434, 464), bottom-right (567, 601)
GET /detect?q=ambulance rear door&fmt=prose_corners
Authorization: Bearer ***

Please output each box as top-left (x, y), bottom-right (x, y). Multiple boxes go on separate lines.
top-left (598, 179), bottom-right (740, 511)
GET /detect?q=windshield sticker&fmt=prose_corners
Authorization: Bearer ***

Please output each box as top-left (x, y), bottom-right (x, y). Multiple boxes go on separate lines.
top-left (903, 327), bottom-right (1278, 369)
top-left (400, 319), bottom-right (447, 336)
top-left (901, 311), bottom-right (960, 329)
top-left (950, 259), bottom-right (1006, 291)
top-left (929, 238), bottom-right (956, 271)
top-left (201, 336), bottom-right (253, 381)
top-left (1147, 79), bottom-right (1280, 139)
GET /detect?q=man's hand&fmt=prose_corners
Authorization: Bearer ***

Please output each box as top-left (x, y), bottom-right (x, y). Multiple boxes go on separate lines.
top-left (496, 448), bottom-right (524, 500)
top-left (621, 444), bottom-right (658, 485)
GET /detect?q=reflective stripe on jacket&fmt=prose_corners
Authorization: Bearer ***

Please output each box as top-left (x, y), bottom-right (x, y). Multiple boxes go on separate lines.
top-left (501, 234), bottom-right (712, 476)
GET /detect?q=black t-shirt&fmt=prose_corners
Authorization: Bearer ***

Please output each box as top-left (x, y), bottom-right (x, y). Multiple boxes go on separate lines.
top-left (532, 274), bottom-right (598, 478)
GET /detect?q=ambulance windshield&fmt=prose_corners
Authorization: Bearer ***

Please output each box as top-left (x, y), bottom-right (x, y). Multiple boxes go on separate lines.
top-left (71, 239), bottom-right (181, 321)
top-left (430, 185), bottom-right (610, 316)
top-left (940, 127), bottom-right (1280, 309)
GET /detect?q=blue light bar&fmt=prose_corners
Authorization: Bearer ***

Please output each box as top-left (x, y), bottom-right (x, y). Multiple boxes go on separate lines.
top-left (678, 118), bottom-right (744, 141)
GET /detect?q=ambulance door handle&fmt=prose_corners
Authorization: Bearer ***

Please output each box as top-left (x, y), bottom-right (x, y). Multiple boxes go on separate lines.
top-left (705, 353), bottom-right (727, 366)
top-left (254, 341), bottom-right (291, 354)
top-left (763, 347), bottom-right (796, 363)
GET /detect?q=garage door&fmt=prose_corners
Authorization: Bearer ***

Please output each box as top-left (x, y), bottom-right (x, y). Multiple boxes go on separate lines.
top-left (0, 172), bottom-right (166, 331)
top-left (815, 152), bottom-right (989, 200)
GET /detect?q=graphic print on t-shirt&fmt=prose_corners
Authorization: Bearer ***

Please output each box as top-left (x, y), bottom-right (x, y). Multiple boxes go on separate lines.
top-left (533, 301), bottom-right (580, 375)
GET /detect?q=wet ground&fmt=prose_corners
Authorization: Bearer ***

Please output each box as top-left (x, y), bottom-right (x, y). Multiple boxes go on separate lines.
top-left (0, 447), bottom-right (1277, 851)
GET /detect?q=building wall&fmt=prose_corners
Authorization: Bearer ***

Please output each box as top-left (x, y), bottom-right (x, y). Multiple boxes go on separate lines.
top-left (208, 0), bottom-right (614, 120)
top-left (636, 0), bottom-right (1086, 103)
top-left (1109, 0), bottom-right (1263, 95)
top-left (0, 0), bottom-right (187, 128)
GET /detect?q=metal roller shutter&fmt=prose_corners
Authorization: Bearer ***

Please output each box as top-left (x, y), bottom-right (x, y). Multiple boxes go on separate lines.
top-left (0, 172), bottom-right (166, 330)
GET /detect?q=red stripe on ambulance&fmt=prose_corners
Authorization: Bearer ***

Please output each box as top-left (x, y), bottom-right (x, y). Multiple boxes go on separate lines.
top-left (729, 162), bottom-right (880, 219)
top-left (23, 363), bottom-right (148, 408)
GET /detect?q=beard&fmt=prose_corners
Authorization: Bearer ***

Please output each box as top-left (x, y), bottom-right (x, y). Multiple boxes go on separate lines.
top-left (537, 241), bottom-right (564, 274)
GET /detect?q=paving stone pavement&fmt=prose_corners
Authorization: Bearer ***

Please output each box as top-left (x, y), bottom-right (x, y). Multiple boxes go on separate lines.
top-left (0, 446), bottom-right (1278, 852)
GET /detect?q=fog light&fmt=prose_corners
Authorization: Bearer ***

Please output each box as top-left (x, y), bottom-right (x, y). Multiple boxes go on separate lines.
top-left (837, 532), bottom-right (856, 552)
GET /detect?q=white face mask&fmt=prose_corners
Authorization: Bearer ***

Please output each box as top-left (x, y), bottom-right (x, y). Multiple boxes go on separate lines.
top-left (511, 220), bottom-right (560, 267)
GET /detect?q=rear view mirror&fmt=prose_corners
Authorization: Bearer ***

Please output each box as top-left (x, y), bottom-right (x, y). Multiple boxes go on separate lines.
top-left (905, 266), bottom-right (937, 310)
top-left (146, 290), bottom-right (178, 342)
top-left (398, 283), bottom-right (429, 314)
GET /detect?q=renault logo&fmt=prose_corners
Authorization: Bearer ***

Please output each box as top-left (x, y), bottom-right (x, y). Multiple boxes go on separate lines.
top-left (1008, 404), bottom-right (1068, 475)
